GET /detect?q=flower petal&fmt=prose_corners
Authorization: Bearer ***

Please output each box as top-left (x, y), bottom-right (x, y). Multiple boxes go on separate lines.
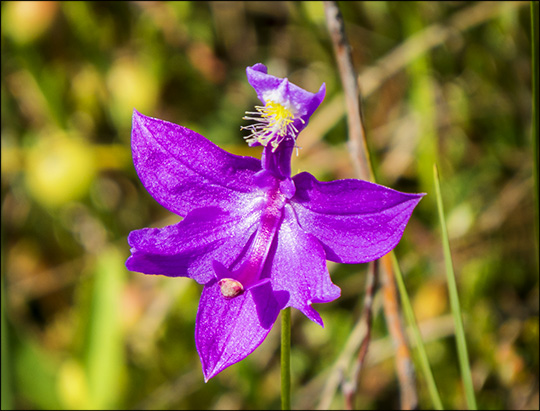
top-left (132, 110), bottom-right (261, 217)
top-left (126, 206), bottom-right (261, 284)
top-left (195, 279), bottom-right (288, 381)
top-left (291, 172), bottom-right (425, 264)
top-left (267, 204), bottom-right (341, 326)
top-left (246, 64), bottom-right (326, 134)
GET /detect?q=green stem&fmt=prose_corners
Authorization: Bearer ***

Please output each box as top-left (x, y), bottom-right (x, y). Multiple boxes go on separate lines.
top-left (281, 307), bottom-right (291, 410)
top-left (433, 164), bottom-right (477, 410)
top-left (391, 253), bottom-right (444, 410)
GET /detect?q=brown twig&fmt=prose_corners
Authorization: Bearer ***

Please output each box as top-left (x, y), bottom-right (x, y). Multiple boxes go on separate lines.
top-left (316, 289), bottom-right (383, 410)
top-left (323, 1), bottom-right (418, 409)
top-left (342, 260), bottom-right (379, 410)
top-left (323, 0), bottom-right (373, 183)
top-left (380, 254), bottom-right (418, 409)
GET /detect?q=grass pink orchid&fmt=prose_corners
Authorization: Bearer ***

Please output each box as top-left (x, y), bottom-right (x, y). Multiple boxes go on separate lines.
top-left (126, 63), bottom-right (424, 381)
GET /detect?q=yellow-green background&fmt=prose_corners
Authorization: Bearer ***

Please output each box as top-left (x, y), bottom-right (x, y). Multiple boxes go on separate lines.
top-left (1, 1), bottom-right (537, 409)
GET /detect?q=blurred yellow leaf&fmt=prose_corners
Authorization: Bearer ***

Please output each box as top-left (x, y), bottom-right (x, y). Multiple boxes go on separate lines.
top-left (2, 1), bottom-right (59, 44)
top-left (25, 132), bottom-right (96, 208)
top-left (57, 359), bottom-right (91, 410)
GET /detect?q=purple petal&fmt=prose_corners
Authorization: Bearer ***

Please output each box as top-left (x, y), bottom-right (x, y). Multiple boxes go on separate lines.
top-left (266, 205), bottom-right (341, 326)
top-left (196, 280), bottom-right (287, 381)
top-left (291, 172), bottom-right (425, 264)
top-left (126, 206), bottom-right (261, 284)
top-left (246, 64), bottom-right (326, 135)
top-left (131, 110), bottom-right (261, 217)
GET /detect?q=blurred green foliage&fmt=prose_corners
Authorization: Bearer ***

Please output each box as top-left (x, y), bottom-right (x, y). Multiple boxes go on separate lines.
top-left (1, 1), bottom-right (537, 409)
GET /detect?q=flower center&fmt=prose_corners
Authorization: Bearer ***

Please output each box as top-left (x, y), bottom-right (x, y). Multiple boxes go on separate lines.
top-left (241, 101), bottom-right (303, 151)
top-left (215, 177), bottom-right (291, 299)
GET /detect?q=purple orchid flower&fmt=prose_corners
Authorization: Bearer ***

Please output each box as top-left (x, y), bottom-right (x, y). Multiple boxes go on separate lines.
top-left (126, 63), bottom-right (424, 381)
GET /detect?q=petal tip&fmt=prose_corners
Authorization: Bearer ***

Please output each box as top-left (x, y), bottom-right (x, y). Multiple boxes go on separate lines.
top-left (317, 82), bottom-right (327, 98)
top-left (201, 359), bottom-right (229, 382)
top-left (132, 108), bottom-right (143, 119)
top-left (131, 109), bottom-right (145, 130)
top-left (249, 63), bottom-right (267, 74)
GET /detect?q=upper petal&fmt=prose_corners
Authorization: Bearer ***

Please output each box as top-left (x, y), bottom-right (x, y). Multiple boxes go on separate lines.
top-left (246, 64), bottom-right (326, 135)
top-left (266, 204), bottom-right (341, 326)
top-left (126, 205), bottom-right (261, 284)
top-left (195, 279), bottom-right (288, 381)
top-left (291, 172), bottom-right (425, 264)
top-left (132, 110), bottom-right (261, 217)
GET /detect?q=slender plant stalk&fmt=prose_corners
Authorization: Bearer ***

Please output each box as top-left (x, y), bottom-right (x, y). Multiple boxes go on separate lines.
top-left (433, 164), bottom-right (477, 410)
top-left (391, 253), bottom-right (444, 410)
top-left (317, 300), bottom-right (381, 409)
top-left (322, 0), bottom-right (373, 182)
top-left (281, 307), bottom-right (291, 410)
top-left (379, 255), bottom-right (419, 409)
top-left (343, 260), bottom-right (379, 410)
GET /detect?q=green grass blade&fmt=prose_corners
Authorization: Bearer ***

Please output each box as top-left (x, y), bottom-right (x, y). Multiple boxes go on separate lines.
top-left (85, 246), bottom-right (126, 409)
top-left (391, 251), bottom-right (444, 410)
top-left (433, 164), bottom-right (477, 410)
